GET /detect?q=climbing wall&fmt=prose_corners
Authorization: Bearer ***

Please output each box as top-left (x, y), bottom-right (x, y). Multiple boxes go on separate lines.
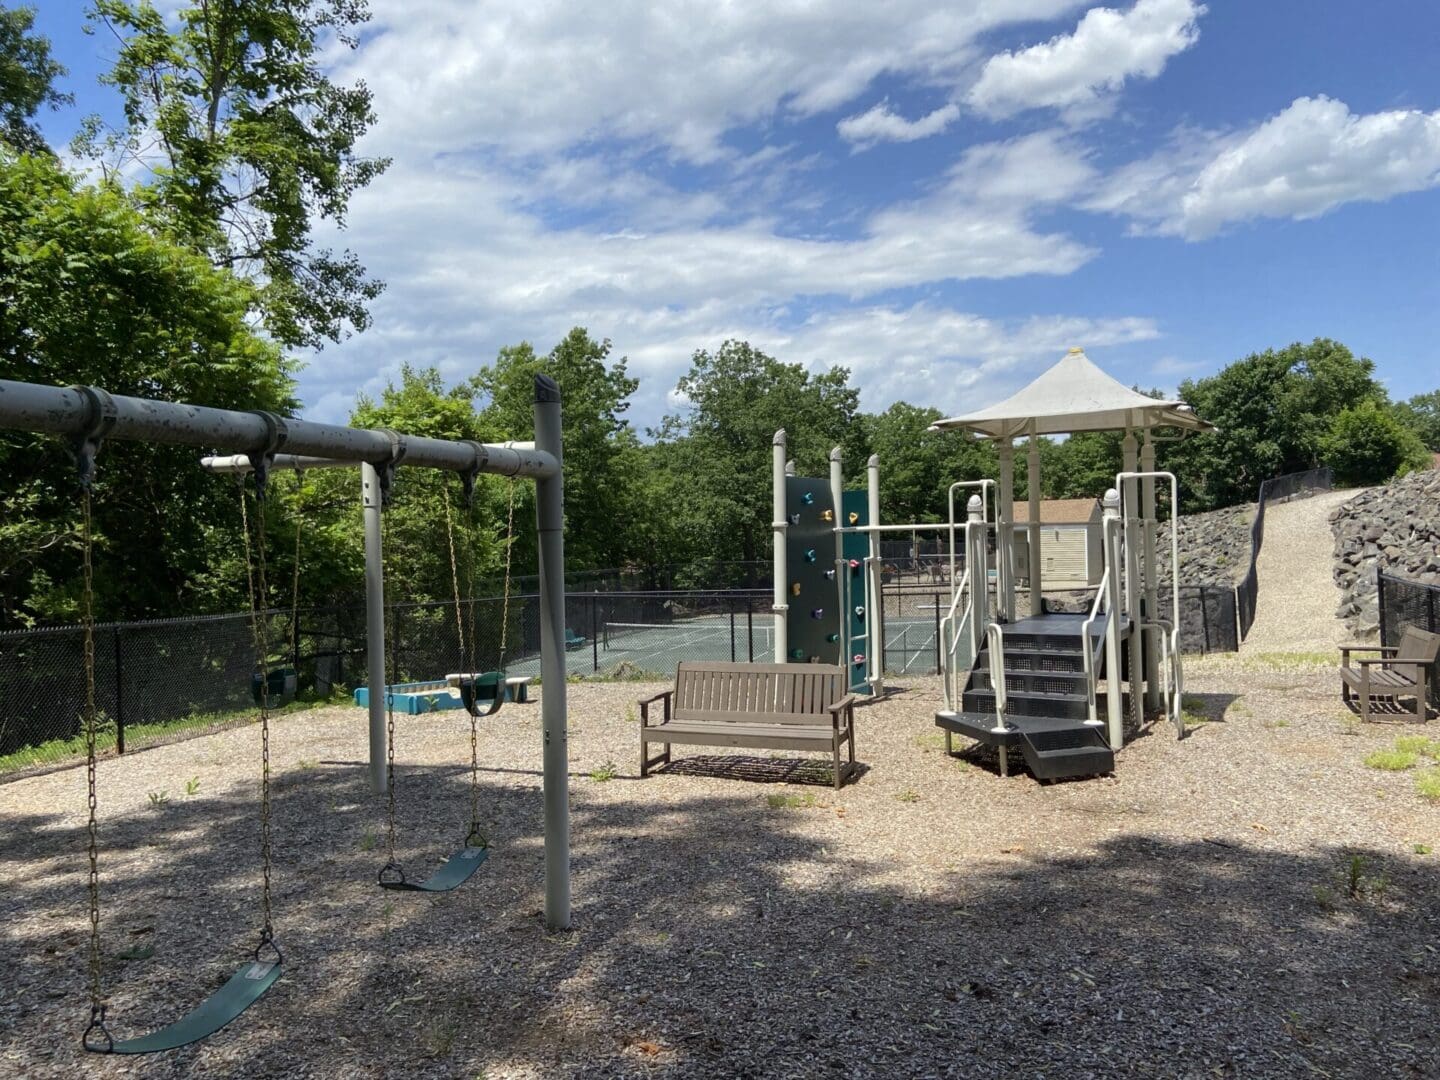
top-left (783, 477), bottom-right (840, 665)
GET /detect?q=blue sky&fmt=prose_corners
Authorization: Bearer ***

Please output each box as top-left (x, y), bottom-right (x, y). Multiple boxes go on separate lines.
top-left (31, 1), bottom-right (1440, 427)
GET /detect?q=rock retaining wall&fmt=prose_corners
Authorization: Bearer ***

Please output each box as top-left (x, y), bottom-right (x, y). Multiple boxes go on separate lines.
top-left (1157, 504), bottom-right (1254, 586)
top-left (1330, 469), bottom-right (1440, 637)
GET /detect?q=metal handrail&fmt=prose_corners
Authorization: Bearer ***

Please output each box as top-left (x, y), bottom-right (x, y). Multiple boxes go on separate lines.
top-left (1115, 470), bottom-right (1184, 737)
top-left (985, 622), bottom-right (1008, 734)
top-left (939, 568), bottom-right (972, 710)
top-left (947, 480), bottom-right (994, 588)
top-left (1081, 566), bottom-right (1112, 729)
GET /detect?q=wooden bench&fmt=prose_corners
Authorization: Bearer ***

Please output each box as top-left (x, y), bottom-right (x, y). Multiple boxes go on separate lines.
top-left (1340, 626), bottom-right (1439, 723)
top-left (638, 662), bottom-right (859, 789)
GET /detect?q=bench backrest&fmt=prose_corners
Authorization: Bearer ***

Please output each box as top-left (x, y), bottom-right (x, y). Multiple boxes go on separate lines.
top-left (1394, 626), bottom-right (1440, 683)
top-left (673, 662), bottom-right (846, 724)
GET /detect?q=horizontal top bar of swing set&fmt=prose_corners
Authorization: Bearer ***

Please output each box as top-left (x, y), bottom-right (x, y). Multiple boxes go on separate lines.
top-left (0, 380), bottom-right (559, 479)
top-left (200, 441), bottom-right (537, 475)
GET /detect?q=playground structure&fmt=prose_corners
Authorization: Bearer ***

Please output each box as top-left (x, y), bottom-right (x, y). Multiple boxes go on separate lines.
top-left (774, 347), bottom-right (1212, 780)
top-left (0, 375), bottom-right (574, 1052)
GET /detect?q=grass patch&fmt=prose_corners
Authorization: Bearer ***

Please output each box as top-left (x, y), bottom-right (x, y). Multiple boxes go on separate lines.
top-left (1394, 736), bottom-right (1440, 759)
top-left (766, 791), bottom-right (821, 810)
top-left (1226, 699), bottom-right (1253, 719)
top-left (183, 777), bottom-right (201, 796)
top-left (0, 694), bottom-right (328, 777)
top-left (1416, 768), bottom-right (1440, 802)
top-left (1242, 651), bottom-right (1335, 671)
top-left (912, 731), bottom-right (947, 753)
top-left (1365, 749), bottom-right (1419, 771)
top-left (1262, 718), bottom-right (1290, 729)
top-left (1414, 843), bottom-right (1433, 855)
top-left (895, 789), bottom-right (921, 803)
top-left (1180, 695), bottom-right (1210, 727)
top-left (589, 761), bottom-right (619, 783)
top-left (146, 789), bottom-right (169, 807)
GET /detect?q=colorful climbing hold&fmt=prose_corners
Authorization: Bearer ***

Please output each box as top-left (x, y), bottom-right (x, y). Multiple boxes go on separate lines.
top-left (820, 509), bottom-right (834, 522)
top-left (848, 559), bottom-right (860, 570)
top-left (804, 549), bottom-right (817, 562)
top-left (791, 582), bottom-right (802, 596)
top-left (789, 647), bottom-right (806, 661)
top-left (852, 654), bottom-right (865, 665)
top-left (826, 633), bottom-right (840, 643)
top-left (854, 606), bottom-right (865, 618)
top-left (801, 492), bottom-right (814, 505)
top-left (810, 608), bottom-right (824, 619)
top-left (848, 511), bottom-right (859, 525)
top-left (788, 513), bottom-right (800, 525)
top-left (824, 569), bottom-right (836, 580)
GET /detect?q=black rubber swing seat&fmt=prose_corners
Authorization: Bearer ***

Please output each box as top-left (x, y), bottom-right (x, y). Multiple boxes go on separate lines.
top-left (456, 671), bottom-right (505, 717)
top-left (87, 959), bottom-right (281, 1054)
top-left (379, 845), bottom-right (489, 892)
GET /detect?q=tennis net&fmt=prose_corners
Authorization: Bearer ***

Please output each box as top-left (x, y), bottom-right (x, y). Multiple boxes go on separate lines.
top-left (602, 620), bottom-right (775, 655)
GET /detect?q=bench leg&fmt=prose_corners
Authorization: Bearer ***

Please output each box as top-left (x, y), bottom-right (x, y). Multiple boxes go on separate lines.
top-left (640, 736), bottom-right (671, 779)
top-left (833, 737), bottom-right (843, 790)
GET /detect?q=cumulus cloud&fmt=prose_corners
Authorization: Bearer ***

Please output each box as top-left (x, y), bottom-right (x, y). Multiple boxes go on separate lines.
top-left (967, 0), bottom-right (1205, 121)
top-left (340, 0), bottom-right (1080, 162)
top-left (1091, 96), bottom-right (1440, 238)
top-left (837, 102), bottom-right (960, 149)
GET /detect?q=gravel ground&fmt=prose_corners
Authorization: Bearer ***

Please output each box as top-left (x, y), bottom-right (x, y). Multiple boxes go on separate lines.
top-left (2, 659), bottom-right (1437, 1079)
top-left (1241, 489), bottom-right (1360, 654)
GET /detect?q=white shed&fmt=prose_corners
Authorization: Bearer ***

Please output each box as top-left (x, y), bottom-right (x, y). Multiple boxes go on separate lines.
top-left (1010, 498), bottom-right (1103, 589)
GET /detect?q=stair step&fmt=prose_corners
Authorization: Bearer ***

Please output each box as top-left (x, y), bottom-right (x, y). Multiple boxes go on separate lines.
top-left (1001, 634), bottom-right (1085, 653)
top-left (971, 670), bottom-right (1086, 695)
top-left (1021, 742), bottom-right (1114, 781)
top-left (980, 648), bottom-right (1086, 673)
top-left (964, 690), bottom-right (1090, 721)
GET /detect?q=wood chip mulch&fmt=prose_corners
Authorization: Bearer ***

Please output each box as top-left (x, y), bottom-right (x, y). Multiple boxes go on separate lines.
top-left (2, 657), bottom-right (1437, 1078)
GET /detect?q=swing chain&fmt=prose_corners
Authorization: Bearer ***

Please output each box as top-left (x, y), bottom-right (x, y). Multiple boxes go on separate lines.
top-left (498, 477), bottom-right (517, 663)
top-left (378, 504), bottom-right (405, 887)
top-left (238, 471), bottom-right (278, 953)
top-left (441, 477), bottom-right (485, 848)
top-left (79, 488), bottom-right (113, 1052)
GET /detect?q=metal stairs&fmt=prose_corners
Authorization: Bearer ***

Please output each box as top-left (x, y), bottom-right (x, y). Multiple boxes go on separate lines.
top-left (935, 614), bottom-right (1118, 781)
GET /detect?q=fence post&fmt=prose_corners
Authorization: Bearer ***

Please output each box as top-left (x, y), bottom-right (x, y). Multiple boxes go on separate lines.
top-left (592, 593), bottom-right (599, 674)
top-left (1377, 568), bottom-right (1386, 645)
top-left (113, 627), bottom-right (125, 755)
top-left (747, 603), bottom-right (754, 663)
top-left (729, 601), bottom-right (737, 663)
top-left (933, 590), bottom-right (941, 676)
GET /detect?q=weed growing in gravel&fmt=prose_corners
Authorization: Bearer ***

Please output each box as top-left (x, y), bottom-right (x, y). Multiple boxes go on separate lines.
top-left (912, 732), bottom-right (947, 752)
top-left (1226, 699), bottom-right (1253, 719)
top-left (1416, 768), bottom-right (1440, 802)
top-left (1365, 748), bottom-right (1419, 771)
top-left (360, 827), bottom-right (378, 852)
top-left (1394, 736), bottom-right (1440, 759)
top-left (146, 790), bottom-right (169, 807)
top-left (183, 777), bottom-right (200, 796)
top-left (1263, 718), bottom-right (1290, 729)
top-left (624, 704), bottom-right (637, 724)
top-left (766, 792), bottom-right (820, 810)
top-left (590, 761), bottom-right (618, 782)
top-left (1414, 843), bottom-right (1433, 855)
top-left (896, 789), bottom-right (920, 803)
top-left (297, 758), bottom-right (318, 771)
top-left (1342, 854), bottom-right (1388, 901)
top-left (422, 1015), bottom-right (459, 1058)
top-left (1243, 651), bottom-right (1334, 671)
top-left (116, 943), bottom-right (154, 962)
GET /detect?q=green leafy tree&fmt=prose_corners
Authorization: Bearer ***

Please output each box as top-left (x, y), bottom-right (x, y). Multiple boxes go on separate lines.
top-left (1394, 390), bottom-right (1440, 453)
top-left (1165, 339), bottom-right (1391, 509)
top-left (474, 328), bottom-right (645, 574)
top-left (0, 4), bottom-right (70, 153)
top-left (0, 151), bottom-right (294, 625)
top-left (653, 341), bottom-right (861, 570)
top-left (83, 0), bottom-right (390, 348)
top-left (861, 401), bottom-right (997, 523)
top-left (1321, 401), bottom-right (1430, 487)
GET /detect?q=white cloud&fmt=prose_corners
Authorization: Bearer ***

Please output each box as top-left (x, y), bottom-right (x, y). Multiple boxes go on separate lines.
top-left (1091, 96), bottom-right (1440, 238)
top-left (838, 102), bottom-right (960, 149)
top-left (967, 0), bottom-right (1205, 121)
top-left (341, 0), bottom-right (1081, 162)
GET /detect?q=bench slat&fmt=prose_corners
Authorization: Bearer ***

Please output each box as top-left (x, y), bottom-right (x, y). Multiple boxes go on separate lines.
top-left (642, 721), bottom-right (839, 750)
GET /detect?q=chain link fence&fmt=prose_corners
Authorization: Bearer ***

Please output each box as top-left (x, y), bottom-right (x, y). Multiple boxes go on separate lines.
top-left (1377, 571), bottom-right (1440, 710)
top-left (1237, 467), bottom-right (1334, 641)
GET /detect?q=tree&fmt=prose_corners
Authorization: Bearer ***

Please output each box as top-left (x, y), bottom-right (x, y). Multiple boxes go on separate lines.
top-left (653, 341), bottom-right (861, 569)
top-left (83, 0), bottom-right (390, 348)
top-left (861, 402), bottom-right (997, 524)
top-left (474, 328), bottom-right (645, 574)
top-left (1166, 339), bottom-right (1391, 509)
top-left (0, 151), bottom-right (294, 625)
top-left (0, 4), bottom-right (70, 153)
top-left (1321, 401), bottom-right (1430, 487)
top-left (1394, 390), bottom-right (1440, 453)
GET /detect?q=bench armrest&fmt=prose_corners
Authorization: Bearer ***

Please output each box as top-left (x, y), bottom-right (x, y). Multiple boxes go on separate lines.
top-left (1339, 643), bottom-right (1395, 654)
top-left (638, 689), bottom-right (674, 707)
top-left (827, 695), bottom-right (856, 727)
top-left (638, 688), bottom-right (674, 727)
top-left (1351, 656), bottom-right (1412, 667)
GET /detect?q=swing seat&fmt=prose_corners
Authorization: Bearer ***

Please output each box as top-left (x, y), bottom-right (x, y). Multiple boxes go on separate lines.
top-left (87, 959), bottom-right (281, 1054)
top-left (379, 845), bottom-right (490, 892)
top-left (450, 671), bottom-right (506, 716)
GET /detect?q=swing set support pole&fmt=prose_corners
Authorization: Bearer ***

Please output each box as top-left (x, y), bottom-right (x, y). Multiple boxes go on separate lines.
top-left (533, 375), bottom-right (569, 932)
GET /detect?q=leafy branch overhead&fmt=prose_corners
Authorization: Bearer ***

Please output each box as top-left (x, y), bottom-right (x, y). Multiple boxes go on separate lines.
top-left (80, 0), bottom-right (390, 348)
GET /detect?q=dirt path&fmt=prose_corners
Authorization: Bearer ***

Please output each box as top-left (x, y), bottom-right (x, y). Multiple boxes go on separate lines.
top-left (1240, 488), bottom-right (1357, 654)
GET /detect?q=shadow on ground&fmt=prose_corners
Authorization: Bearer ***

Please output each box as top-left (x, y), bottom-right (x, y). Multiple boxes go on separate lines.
top-left (1, 754), bottom-right (1436, 1078)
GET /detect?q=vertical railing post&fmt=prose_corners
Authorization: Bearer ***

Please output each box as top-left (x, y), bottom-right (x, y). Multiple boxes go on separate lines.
top-left (592, 593), bottom-right (599, 673)
top-left (361, 461), bottom-right (387, 795)
top-left (772, 431), bottom-right (789, 663)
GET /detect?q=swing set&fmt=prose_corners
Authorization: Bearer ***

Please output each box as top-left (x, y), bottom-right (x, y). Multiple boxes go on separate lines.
top-left (0, 376), bottom-right (573, 1054)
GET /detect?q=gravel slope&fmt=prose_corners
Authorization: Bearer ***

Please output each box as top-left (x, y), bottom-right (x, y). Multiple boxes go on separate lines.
top-left (1241, 489), bottom-right (1358, 654)
top-left (1, 662), bottom-right (1436, 1078)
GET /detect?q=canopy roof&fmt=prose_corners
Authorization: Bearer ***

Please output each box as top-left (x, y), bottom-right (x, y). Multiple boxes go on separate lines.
top-left (930, 348), bottom-right (1213, 438)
